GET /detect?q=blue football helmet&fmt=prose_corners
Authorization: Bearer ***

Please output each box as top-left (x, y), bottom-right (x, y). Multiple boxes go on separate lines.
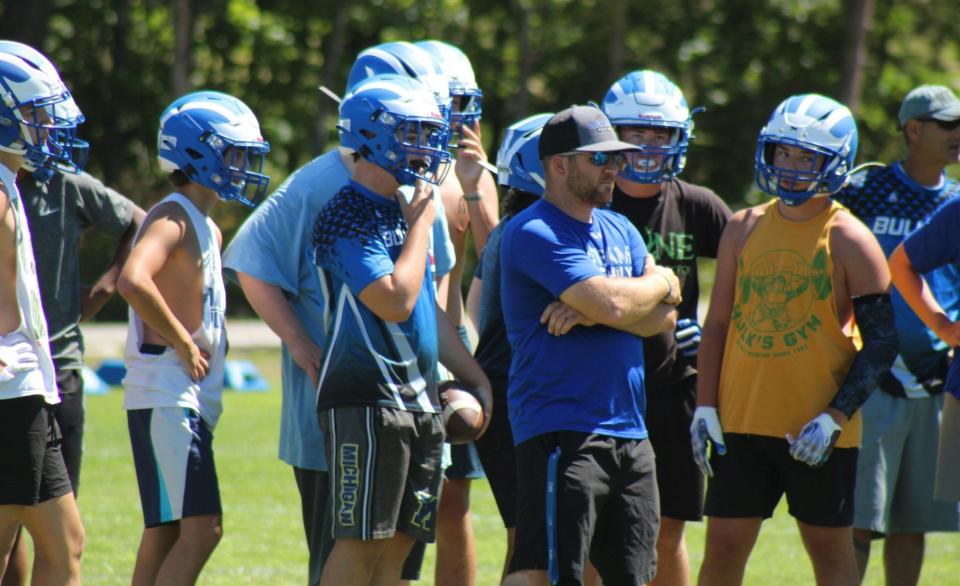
top-left (416, 40), bottom-right (482, 145)
top-left (496, 113), bottom-right (551, 197)
top-left (0, 41), bottom-right (87, 181)
top-left (157, 91), bottom-right (271, 207)
top-left (754, 94), bottom-right (858, 206)
top-left (0, 50), bottom-right (83, 176)
top-left (346, 42), bottom-right (453, 123)
top-left (602, 70), bottom-right (699, 183)
top-left (338, 74), bottom-right (451, 186)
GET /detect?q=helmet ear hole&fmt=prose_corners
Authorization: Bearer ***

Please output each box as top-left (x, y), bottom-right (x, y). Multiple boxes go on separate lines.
top-left (185, 147), bottom-right (204, 160)
top-left (360, 129), bottom-right (376, 140)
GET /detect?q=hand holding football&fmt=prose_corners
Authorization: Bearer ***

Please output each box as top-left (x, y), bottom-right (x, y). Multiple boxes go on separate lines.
top-left (439, 381), bottom-right (485, 444)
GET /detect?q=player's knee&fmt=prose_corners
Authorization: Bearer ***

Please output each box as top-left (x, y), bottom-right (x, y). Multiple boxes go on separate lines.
top-left (438, 478), bottom-right (472, 518)
top-left (180, 515), bottom-right (223, 553)
top-left (656, 526), bottom-right (686, 554)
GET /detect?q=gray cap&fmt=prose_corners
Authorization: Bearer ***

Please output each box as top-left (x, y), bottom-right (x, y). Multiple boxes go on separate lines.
top-left (898, 85), bottom-right (960, 128)
top-left (538, 105), bottom-right (641, 159)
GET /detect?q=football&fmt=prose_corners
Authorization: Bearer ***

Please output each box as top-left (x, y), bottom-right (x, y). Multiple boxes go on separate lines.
top-left (439, 381), bottom-right (485, 444)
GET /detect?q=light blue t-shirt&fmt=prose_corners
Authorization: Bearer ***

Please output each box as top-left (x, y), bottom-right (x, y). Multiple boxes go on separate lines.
top-left (500, 199), bottom-right (650, 445)
top-left (223, 150), bottom-right (455, 470)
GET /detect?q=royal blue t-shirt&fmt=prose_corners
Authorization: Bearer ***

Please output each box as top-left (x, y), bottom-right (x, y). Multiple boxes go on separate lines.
top-left (312, 180), bottom-right (439, 413)
top-left (903, 195), bottom-right (960, 400)
top-left (836, 163), bottom-right (960, 396)
top-left (500, 198), bottom-right (649, 444)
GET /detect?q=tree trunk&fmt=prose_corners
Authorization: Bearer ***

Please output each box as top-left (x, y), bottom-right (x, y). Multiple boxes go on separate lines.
top-left (314, 2), bottom-right (349, 154)
top-left (516, 0), bottom-right (532, 117)
top-left (172, 0), bottom-right (191, 96)
top-left (608, 0), bottom-right (627, 86)
top-left (839, 0), bottom-right (875, 113)
top-left (0, 0), bottom-right (53, 48)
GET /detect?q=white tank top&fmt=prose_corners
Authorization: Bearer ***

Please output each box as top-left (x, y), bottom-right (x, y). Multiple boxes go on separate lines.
top-left (122, 193), bottom-right (227, 428)
top-left (0, 163), bottom-right (58, 404)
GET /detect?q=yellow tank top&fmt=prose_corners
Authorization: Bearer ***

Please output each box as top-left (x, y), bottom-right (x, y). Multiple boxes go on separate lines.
top-left (719, 200), bottom-right (861, 448)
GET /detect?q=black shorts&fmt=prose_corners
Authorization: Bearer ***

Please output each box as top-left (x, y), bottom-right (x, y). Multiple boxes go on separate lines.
top-left (704, 433), bottom-right (858, 527)
top-left (320, 405), bottom-right (444, 542)
top-left (645, 375), bottom-right (704, 521)
top-left (52, 368), bottom-right (84, 495)
top-left (509, 431), bottom-right (660, 585)
top-left (0, 395), bottom-right (73, 505)
top-left (473, 380), bottom-right (517, 527)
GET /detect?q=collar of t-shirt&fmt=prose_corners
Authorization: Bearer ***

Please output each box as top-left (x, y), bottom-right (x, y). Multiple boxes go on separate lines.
top-left (538, 197), bottom-right (597, 231)
top-left (893, 161), bottom-right (946, 193)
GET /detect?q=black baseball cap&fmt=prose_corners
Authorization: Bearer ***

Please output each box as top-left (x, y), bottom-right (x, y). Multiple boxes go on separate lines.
top-left (538, 105), bottom-right (642, 159)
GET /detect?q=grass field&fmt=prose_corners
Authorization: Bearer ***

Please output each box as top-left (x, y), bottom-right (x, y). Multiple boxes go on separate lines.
top-left (54, 348), bottom-right (959, 584)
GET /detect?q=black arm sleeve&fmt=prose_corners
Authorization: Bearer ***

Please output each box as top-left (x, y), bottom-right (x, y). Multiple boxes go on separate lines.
top-left (828, 293), bottom-right (898, 419)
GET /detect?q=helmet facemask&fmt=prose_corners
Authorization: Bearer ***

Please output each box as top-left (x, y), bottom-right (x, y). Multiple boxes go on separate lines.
top-left (375, 111), bottom-right (451, 186)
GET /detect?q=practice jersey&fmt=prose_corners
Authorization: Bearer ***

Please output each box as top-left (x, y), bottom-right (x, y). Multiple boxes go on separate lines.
top-left (123, 193), bottom-right (227, 428)
top-left (611, 179), bottom-right (731, 388)
top-left (312, 181), bottom-right (439, 413)
top-left (23, 170), bottom-right (135, 371)
top-left (718, 201), bottom-right (860, 448)
top-left (0, 163), bottom-right (58, 403)
top-left (501, 199), bottom-right (649, 445)
top-left (835, 163), bottom-right (960, 397)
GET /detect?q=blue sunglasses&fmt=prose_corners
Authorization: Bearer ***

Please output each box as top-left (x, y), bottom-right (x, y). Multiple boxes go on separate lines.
top-left (562, 151), bottom-right (628, 169)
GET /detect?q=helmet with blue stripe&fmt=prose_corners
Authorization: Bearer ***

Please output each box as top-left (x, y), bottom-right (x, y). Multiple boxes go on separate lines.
top-left (496, 113), bottom-right (551, 197)
top-left (0, 48), bottom-right (83, 175)
top-left (158, 91), bottom-right (271, 207)
top-left (754, 94), bottom-right (858, 206)
top-left (601, 70), bottom-right (698, 183)
top-left (346, 42), bottom-right (453, 124)
top-left (0, 41), bottom-right (87, 180)
top-left (338, 73), bottom-right (451, 186)
top-left (416, 40), bottom-right (482, 144)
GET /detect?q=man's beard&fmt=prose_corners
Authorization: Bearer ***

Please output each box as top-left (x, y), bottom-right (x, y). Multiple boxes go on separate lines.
top-left (567, 163), bottom-right (614, 207)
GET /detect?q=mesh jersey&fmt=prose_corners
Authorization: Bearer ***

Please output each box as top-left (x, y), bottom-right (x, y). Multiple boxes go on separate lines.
top-left (312, 181), bottom-right (439, 413)
top-left (835, 163), bottom-right (960, 396)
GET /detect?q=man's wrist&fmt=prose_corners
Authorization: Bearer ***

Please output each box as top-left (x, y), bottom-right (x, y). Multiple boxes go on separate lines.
top-left (462, 190), bottom-right (482, 202)
top-left (656, 271), bottom-right (673, 300)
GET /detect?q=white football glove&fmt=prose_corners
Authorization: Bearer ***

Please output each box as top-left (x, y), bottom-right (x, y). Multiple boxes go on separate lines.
top-left (690, 406), bottom-right (726, 477)
top-left (0, 339), bottom-right (39, 382)
top-left (786, 412), bottom-right (842, 467)
top-left (675, 318), bottom-right (702, 357)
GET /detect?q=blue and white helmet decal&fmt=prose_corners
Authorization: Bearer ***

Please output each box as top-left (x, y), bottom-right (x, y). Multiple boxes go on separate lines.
top-left (754, 93), bottom-right (858, 206)
top-left (0, 49), bottom-right (83, 176)
top-left (416, 40), bottom-right (482, 143)
top-left (338, 73), bottom-right (452, 186)
top-left (602, 70), bottom-right (699, 183)
top-left (158, 90), bottom-right (271, 207)
top-left (346, 41), bottom-right (453, 124)
top-left (496, 113), bottom-right (551, 197)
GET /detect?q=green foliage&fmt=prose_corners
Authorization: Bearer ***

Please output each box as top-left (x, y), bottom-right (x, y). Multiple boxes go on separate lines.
top-left (1, 0), bottom-right (957, 317)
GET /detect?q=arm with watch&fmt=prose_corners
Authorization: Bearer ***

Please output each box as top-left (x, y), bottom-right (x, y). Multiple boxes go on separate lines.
top-left (455, 121), bottom-right (499, 254)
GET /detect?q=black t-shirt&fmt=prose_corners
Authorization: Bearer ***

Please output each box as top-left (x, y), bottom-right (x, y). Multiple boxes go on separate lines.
top-left (611, 178), bottom-right (731, 389)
